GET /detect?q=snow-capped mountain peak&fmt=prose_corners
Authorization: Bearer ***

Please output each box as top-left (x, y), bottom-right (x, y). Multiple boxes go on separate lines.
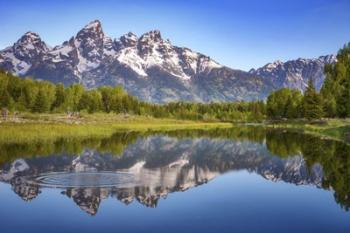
top-left (16, 31), bottom-right (43, 46)
top-left (74, 20), bottom-right (105, 60)
top-left (116, 32), bottom-right (138, 49)
top-left (114, 28), bottom-right (222, 81)
top-left (139, 30), bottom-right (162, 43)
top-left (250, 55), bottom-right (336, 91)
top-left (264, 60), bottom-right (283, 70)
top-left (0, 31), bottom-right (50, 75)
top-left (76, 20), bottom-right (104, 41)
top-left (0, 19), bottom-right (336, 103)
top-left (0, 20), bottom-right (225, 91)
top-left (318, 54), bottom-right (337, 64)
top-left (83, 20), bottom-right (102, 30)
top-left (14, 31), bottom-right (50, 57)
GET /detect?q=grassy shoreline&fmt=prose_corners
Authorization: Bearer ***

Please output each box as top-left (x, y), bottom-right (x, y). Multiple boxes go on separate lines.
top-left (263, 118), bottom-right (350, 143)
top-left (1, 113), bottom-right (349, 144)
top-left (0, 113), bottom-right (232, 144)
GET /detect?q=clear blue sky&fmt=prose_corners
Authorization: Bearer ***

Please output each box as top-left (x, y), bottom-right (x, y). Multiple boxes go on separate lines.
top-left (1, 0), bottom-right (350, 70)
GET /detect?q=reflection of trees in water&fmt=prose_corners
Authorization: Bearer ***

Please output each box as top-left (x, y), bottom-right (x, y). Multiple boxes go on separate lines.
top-left (0, 127), bottom-right (267, 165)
top-left (266, 131), bottom-right (302, 157)
top-left (266, 130), bottom-right (350, 211)
top-left (0, 126), bottom-right (350, 211)
top-left (0, 131), bottom-right (142, 166)
top-left (314, 142), bottom-right (350, 211)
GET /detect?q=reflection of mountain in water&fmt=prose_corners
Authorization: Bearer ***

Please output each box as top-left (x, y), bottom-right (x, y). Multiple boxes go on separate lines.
top-left (0, 136), bottom-right (323, 215)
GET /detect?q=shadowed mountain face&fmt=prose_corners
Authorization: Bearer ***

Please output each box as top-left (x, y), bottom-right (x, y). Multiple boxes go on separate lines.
top-left (0, 128), bottom-right (349, 215)
top-left (0, 20), bottom-right (335, 102)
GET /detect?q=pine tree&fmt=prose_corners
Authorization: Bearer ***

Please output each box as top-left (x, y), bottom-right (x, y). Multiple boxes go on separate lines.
top-left (52, 83), bottom-right (65, 110)
top-left (323, 95), bottom-right (337, 118)
top-left (78, 90), bottom-right (102, 113)
top-left (70, 84), bottom-right (84, 111)
top-left (321, 42), bottom-right (350, 118)
top-left (266, 88), bottom-right (302, 119)
top-left (336, 77), bottom-right (350, 117)
top-left (32, 89), bottom-right (49, 113)
top-left (304, 80), bottom-right (323, 120)
top-left (0, 89), bottom-right (13, 108)
top-left (99, 86), bottom-right (113, 112)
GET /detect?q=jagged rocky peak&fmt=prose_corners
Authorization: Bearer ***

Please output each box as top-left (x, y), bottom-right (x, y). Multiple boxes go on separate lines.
top-left (16, 31), bottom-right (44, 46)
top-left (264, 60), bottom-right (283, 70)
top-left (318, 54), bottom-right (336, 64)
top-left (116, 32), bottom-right (138, 49)
top-left (0, 19), bottom-right (338, 102)
top-left (74, 20), bottom-right (105, 59)
top-left (103, 36), bottom-right (116, 56)
top-left (139, 30), bottom-right (162, 43)
top-left (250, 54), bottom-right (336, 91)
top-left (137, 30), bottom-right (168, 58)
top-left (257, 55), bottom-right (336, 74)
top-left (249, 60), bottom-right (284, 74)
top-left (14, 31), bottom-right (49, 59)
top-left (76, 20), bottom-right (104, 38)
top-left (0, 31), bottom-right (50, 75)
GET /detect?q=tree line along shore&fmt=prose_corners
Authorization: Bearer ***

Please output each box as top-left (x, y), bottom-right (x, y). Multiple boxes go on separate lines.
top-left (0, 43), bottom-right (350, 143)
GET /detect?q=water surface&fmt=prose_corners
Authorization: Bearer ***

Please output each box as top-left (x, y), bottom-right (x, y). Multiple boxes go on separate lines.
top-left (0, 127), bottom-right (349, 233)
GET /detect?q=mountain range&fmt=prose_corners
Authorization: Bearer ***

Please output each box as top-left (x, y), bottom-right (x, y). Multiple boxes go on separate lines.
top-left (0, 20), bottom-right (336, 103)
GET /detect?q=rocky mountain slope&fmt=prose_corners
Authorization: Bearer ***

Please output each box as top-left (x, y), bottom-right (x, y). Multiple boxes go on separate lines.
top-left (249, 55), bottom-right (336, 91)
top-left (0, 20), bottom-right (335, 102)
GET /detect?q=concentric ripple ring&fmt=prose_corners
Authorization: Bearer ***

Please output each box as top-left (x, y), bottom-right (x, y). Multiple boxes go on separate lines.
top-left (26, 171), bottom-right (135, 188)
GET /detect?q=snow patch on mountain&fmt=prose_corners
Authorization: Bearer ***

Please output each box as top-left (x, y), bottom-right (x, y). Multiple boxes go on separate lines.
top-left (0, 19), bottom-right (336, 102)
top-left (250, 55), bottom-right (336, 91)
top-left (0, 20), bottom-right (224, 83)
top-left (116, 48), bottom-right (148, 76)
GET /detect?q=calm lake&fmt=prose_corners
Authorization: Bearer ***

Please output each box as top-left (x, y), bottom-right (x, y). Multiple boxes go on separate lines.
top-left (0, 127), bottom-right (350, 233)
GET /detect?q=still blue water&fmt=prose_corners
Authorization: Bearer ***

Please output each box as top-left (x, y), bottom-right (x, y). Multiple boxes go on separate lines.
top-left (0, 128), bottom-right (349, 233)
